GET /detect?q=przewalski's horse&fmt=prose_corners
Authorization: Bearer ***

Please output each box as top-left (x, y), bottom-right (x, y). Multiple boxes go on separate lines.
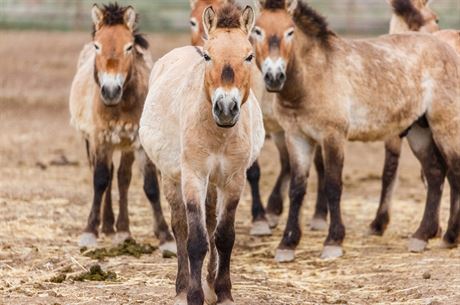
top-left (140, 4), bottom-right (264, 305)
top-left (69, 3), bottom-right (175, 253)
top-left (259, 0), bottom-right (460, 260)
top-left (188, 0), bottom-right (287, 236)
top-left (390, 0), bottom-right (460, 53)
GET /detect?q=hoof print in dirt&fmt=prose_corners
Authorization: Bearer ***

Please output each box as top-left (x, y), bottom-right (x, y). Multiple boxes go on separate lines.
top-left (81, 238), bottom-right (157, 260)
top-left (72, 264), bottom-right (117, 282)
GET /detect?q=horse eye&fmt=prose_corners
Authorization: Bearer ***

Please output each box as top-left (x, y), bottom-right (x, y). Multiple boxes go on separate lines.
top-left (190, 20), bottom-right (197, 27)
top-left (287, 30), bottom-right (294, 37)
top-left (94, 44), bottom-right (100, 51)
top-left (245, 54), bottom-right (254, 62)
top-left (203, 53), bottom-right (211, 61)
top-left (126, 45), bottom-right (133, 52)
top-left (436, 19), bottom-right (440, 24)
top-left (254, 29), bottom-right (262, 36)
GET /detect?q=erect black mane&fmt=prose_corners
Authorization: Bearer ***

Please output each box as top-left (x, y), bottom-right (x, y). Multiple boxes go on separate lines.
top-left (92, 2), bottom-right (149, 50)
top-left (263, 0), bottom-right (285, 10)
top-left (292, 0), bottom-right (334, 45)
top-left (391, 0), bottom-right (425, 31)
top-left (215, 2), bottom-right (242, 29)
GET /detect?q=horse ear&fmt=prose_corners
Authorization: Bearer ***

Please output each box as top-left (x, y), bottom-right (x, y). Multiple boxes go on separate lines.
top-left (202, 6), bottom-right (217, 38)
top-left (285, 0), bottom-right (298, 14)
top-left (190, 0), bottom-right (198, 10)
top-left (124, 6), bottom-right (137, 31)
top-left (240, 6), bottom-right (255, 36)
top-left (91, 4), bottom-right (104, 30)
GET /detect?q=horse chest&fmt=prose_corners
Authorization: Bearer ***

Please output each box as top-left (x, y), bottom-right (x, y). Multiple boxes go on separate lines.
top-left (97, 120), bottom-right (139, 147)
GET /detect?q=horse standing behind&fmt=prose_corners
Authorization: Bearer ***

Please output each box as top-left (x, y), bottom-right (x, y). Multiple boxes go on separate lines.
top-left (69, 3), bottom-right (175, 253)
top-left (257, 0), bottom-right (460, 260)
top-left (140, 4), bottom-right (264, 305)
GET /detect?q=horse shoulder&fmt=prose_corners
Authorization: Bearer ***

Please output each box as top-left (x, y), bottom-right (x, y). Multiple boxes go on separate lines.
top-left (247, 90), bottom-right (266, 167)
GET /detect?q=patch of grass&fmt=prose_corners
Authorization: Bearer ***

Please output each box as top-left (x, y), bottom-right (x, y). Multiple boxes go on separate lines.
top-left (81, 238), bottom-right (157, 260)
top-left (71, 264), bottom-right (117, 282)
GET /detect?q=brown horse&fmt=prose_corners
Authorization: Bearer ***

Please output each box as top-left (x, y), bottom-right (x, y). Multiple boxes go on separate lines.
top-left (190, 0), bottom-right (295, 235)
top-left (69, 3), bottom-right (175, 253)
top-left (140, 3), bottom-right (263, 305)
top-left (258, 0), bottom-right (460, 260)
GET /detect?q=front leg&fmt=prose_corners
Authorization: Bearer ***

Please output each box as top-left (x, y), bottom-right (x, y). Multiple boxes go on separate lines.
top-left (214, 174), bottom-right (245, 305)
top-left (310, 148), bottom-right (328, 231)
top-left (320, 136), bottom-right (346, 259)
top-left (247, 161), bottom-right (271, 236)
top-left (79, 147), bottom-right (113, 247)
top-left (276, 134), bottom-right (316, 263)
top-left (182, 168), bottom-right (209, 305)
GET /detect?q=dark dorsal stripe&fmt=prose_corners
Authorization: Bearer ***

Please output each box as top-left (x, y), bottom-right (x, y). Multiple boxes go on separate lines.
top-left (264, 0), bottom-right (285, 10)
top-left (268, 35), bottom-right (281, 51)
top-left (292, 0), bottom-right (334, 45)
top-left (221, 64), bottom-right (235, 83)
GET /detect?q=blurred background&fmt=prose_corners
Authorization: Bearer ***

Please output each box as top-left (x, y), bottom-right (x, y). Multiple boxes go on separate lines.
top-left (1, 0), bottom-right (459, 34)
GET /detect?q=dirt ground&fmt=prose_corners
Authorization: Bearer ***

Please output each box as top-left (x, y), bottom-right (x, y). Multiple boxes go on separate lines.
top-left (0, 30), bottom-right (459, 305)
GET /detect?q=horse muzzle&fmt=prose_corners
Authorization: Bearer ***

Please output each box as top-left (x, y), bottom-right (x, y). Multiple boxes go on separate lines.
top-left (212, 88), bottom-right (241, 128)
top-left (100, 84), bottom-right (122, 106)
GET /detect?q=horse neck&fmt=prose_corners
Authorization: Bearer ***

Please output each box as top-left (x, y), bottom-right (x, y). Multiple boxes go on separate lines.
top-left (278, 36), bottom-right (334, 104)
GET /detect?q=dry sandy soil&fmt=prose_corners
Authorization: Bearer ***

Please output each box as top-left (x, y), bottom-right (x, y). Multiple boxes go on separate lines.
top-left (0, 30), bottom-right (459, 305)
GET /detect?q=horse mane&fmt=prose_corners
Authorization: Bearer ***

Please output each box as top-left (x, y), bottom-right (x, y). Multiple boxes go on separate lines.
top-left (92, 3), bottom-right (149, 50)
top-left (215, 2), bottom-right (243, 29)
top-left (391, 0), bottom-right (425, 30)
top-left (263, 0), bottom-right (285, 10)
top-left (292, 1), bottom-right (334, 45)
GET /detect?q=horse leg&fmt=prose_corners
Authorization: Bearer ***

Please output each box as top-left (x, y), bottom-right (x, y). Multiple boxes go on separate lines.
top-left (266, 131), bottom-right (290, 229)
top-left (204, 185), bottom-right (218, 305)
top-left (275, 134), bottom-right (316, 263)
top-left (370, 137), bottom-right (402, 236)
top-left (310, 148), bottom-right (328, 231)
top-left (182, 168), bottom-right (208, 305)
top-left (101, 162), bottom-right (115, 236)
top-left (320, 136), bottom-right (346, 259)
top-left (140, 150), bottom-right (175, 253)
top-left (163, 177), bottom-right (188, 305)
top-left (79, 147), bottom-right (112, 247)
top-left (442, 171), bottom-right (460, 247)
top-left (406, 125), bottom-right (446, 252)
top-left (114, 151), bottom-right (135, 244)
top-left (247, 161), bottom-right (271, 236)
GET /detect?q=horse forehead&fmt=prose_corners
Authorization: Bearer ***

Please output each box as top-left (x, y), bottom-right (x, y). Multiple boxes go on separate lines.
top-left (206, 31), bottom-right (251, 56)
top-left (257, 10), bottom-right (293, 33)
top-left (96, 25), bottom-right (133, 47)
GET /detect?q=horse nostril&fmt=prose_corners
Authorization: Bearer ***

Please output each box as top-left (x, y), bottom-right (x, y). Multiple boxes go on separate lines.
top-left (264, 73), bottom-right (272, 83)
top-left (214, 100), bottom-right (223, 115)
top-left (278, 72), bottom-right (286, 82)
top-left (230, 100), bottom-right (238, 115)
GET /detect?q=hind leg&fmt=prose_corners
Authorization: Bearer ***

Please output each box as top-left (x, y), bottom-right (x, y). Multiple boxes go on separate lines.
top-left (163, 177), bottom-right (189, 305)
top-left (204, 186), bottom-right (218, 305)
top-left (247, 161), bottom-right (271, 236)
top-left (266, 131), bottom-right (290, 229)
top-left (139, 150), bottom-right (175, 253)
top-left (370, 137), bottom-right (402, 236)
top-left (310, 148), bottom-right (328, 231)
top-left (442, 171), bottom-right (460, 247)
top-left (406, 125), bottom-right (446, 252)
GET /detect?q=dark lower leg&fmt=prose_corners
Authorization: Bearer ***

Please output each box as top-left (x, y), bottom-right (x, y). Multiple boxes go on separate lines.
top-left (101, 163), bottom-right (115, 235)
top-left (186, 202), bottom-right (208, 305)
top-left (205, 187), bottom-right (217, 290)
top-left (84, 152), bottom-right (111, 235)
top-left (313, 148), bottom-right (328, 221)
top-left (278, 173), bottom-right (307, 250)
top-left (322, 139), bottom-right (345, 247)
top-left (370, 139), bottom-right (401, 235)
top-left (143, 158), bottom-right (174, 243)
top-left (246, 161), bottom-right (266, 222)
top-left (267, 133), bottom-right (290, 217)
top-left (443, 170), bottom-right (460, 245)
top-left (116, 152), bottom-right (134, 233)
top-left (214, 201), bottom-right (237, 303)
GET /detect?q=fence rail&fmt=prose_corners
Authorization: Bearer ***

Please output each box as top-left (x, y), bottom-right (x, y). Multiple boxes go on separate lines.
top-left (0, 0), bottom-right (459, 34)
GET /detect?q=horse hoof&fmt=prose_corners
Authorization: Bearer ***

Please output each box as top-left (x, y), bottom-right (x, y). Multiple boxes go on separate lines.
top-left (310, 217), bottom-right (328, 231)
top-left (79, 232), bottom-right (97, 247)
top-left (320, 245), bottom-right (343, 259)
top-left (266, 213), bottom-right (280, 229)
top-left (439, 239), bottom-right (457, 249)
top-left (173, 293), bottom-right (187, 305)
top-left (159, 240), bottom-right (177, 255)
top-left (275, 249), bottom-right (295, 263)
top-left (407, 238), bottom-right (427, 252)
top-left (112, 231), bottom-right (131, 245)
top-left (203, 280), bottom-right (217, 305)
top-left (250, 220), bottom-right (272, 236)
top-left (217, 300), bottom-right (235, 305)
top-left (368, 226), bottom-right (385, 236)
